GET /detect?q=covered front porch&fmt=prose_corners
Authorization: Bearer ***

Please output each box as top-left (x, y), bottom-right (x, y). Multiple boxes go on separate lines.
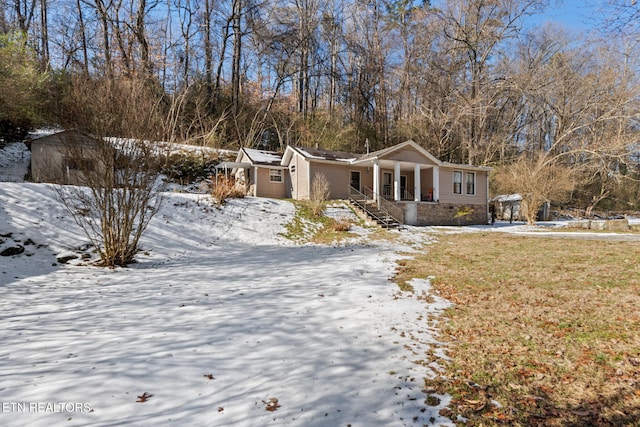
top-left (371, 158), bottom-right (440, 204)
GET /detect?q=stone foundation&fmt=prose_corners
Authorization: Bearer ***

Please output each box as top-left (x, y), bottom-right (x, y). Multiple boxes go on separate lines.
top-left (401, 202), bottom-right (488, 226)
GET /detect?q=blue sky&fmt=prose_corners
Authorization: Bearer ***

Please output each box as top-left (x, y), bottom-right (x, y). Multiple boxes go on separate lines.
top-left (537, 0), bottom-right (601, 31)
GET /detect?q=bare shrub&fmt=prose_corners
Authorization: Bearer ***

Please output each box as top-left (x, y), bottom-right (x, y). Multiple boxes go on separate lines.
top-left (56, 136), bottom-right (164, 267)
top-left (54, 76), bottom-right (166, 267)
top-left (308, 172), bottom-right (330, 217)
top-left (330, 216), bottom-right (352, 232)
top-left (211, 176), bottom-right (246, 205)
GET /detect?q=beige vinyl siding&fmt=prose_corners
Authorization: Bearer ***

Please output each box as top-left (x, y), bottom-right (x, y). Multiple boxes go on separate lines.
top-left (255, 167), bottom-right (287, 199)
top-left (360, 167), bottom-right (373, 193)
top-left (382, 145), bottom-right (438, 165)
top-left (439, 167), bottom-right (488, 204)
top-left (308, 163), bottom-right (369, 199)
top-left (289, 153), bottom-right (310, 200)
top-left (420, 169), bottom-right (434, 199)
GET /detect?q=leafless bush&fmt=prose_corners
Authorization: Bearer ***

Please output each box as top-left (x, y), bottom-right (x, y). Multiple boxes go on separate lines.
top-left (54, 77), bottom-right (167, 267)
top-left (329, 216), bottom-right (352, 232)
top-left (211, 176), bottom-right (246, 206)
top-left (55, 136), bottom-right (164, 267)
top-left (308, 172), bottom-right (330, 217)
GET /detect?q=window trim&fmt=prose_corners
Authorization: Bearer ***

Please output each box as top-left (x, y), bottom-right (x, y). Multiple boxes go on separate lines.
top-left (269, 168), bottom-right (283, 183)
top-left (466, 171), bottom-right (476, 195)
top-left (453, 170), bottom-right (462, 195)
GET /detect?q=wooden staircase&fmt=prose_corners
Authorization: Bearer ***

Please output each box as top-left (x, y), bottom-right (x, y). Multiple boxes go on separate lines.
top-left (349, 187), bottom-right (403, 228)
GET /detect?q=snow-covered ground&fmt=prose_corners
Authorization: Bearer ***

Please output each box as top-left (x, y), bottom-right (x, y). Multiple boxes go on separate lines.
top-left (0, 183), bottom-right (453, 426)
top-left (0, 142), bottom-right (30, 182)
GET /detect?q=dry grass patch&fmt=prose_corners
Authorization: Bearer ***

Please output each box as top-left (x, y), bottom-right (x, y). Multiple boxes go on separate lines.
top-left (397, 233), bottom-right (640, 426)
top-left (211, 176), bottom-right (245, 205)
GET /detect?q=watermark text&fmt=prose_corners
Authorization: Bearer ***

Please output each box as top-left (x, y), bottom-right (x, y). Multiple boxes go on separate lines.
top-left (1, 402), bottom-right (92, 413)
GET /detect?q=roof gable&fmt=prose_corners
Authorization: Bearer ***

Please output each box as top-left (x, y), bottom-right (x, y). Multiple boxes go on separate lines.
top-left (355, 140), bottom-right (441, 166)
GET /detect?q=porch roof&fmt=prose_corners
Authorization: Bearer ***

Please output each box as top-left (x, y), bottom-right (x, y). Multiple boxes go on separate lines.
top-left (215, 161), bottom-right (251, 170)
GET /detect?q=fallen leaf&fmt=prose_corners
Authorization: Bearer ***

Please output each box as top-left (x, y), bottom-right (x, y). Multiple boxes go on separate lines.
top-left (204, 374), bottom-right (215, 380)
top-left (263, 397), bottom-right (281, 412)
top-left (217, 407), bottom-right (224, 412)
top-left (136, 392), bottom-right (153, 403)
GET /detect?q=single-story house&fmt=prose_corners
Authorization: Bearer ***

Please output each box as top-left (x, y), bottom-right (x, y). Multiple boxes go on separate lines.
top-left (27, 129), bottom-right (111, 185)
top-left (215, 147), bottom-right (288, 198)
top-left (218, 140), bottom-right (491, 226)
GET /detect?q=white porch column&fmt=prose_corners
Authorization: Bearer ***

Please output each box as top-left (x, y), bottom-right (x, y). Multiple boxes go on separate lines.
top-left (372, 160), bottom-right (380, 205)
top-left (414, 164), bottom-right (421, 201)
top-left (253, 166), bottom-right (258, 197)
top-left (432, 166), bottom-right (439, 202)
top-left (394, 161), bottom-right (401, 201)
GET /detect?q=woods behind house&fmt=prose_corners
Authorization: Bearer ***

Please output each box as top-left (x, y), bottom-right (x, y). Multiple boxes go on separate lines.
top-left (1, 0), bottom-right (640, 213)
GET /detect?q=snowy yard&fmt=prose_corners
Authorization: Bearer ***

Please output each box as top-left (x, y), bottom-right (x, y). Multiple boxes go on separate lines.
top-left (0, 183), bottom-right (453, 426)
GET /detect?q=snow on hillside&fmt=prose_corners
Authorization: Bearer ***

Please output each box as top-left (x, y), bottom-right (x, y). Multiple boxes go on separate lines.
top-left (0, 184), bottom-right (453, 427)
top-left (0, 142), bottom-right (30, 182)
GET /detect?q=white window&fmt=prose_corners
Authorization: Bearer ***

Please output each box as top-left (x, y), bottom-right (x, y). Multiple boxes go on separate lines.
top-left (269, 169), bottom-right (283, 183)
top-left (466, 172), bottom-right (475, 195)
top-left (453, 171), bottom-right (462, 194)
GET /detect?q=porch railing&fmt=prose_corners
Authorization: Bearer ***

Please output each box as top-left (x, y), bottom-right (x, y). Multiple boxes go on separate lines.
top-left (381, 185), bottom-right (413, 201)
top-left (349, 186), bottom-right (404, 226)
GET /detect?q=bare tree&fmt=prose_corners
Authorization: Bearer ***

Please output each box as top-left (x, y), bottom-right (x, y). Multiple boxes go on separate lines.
top-left (435, 0), bottom-right (547, 164)
top-left (490, 29), bottom-right (640, 220)
top-left (493, 153), bottom-right (573, 224)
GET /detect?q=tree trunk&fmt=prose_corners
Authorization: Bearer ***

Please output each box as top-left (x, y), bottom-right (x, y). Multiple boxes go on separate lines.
top-left (204, 0), bottom-right (213, 102)
top-left (94, 0), bottom-right (113, 79)
top-left (135, 0), bottom-right (151, 76)
top-left (76, 0), bottom-right (89, 75)
top-left (39, 0), bottom-right (49, 70)
top-left (231, 0), bottom-right (242, 113)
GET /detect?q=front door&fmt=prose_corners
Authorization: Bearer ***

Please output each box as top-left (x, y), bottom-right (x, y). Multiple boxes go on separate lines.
top-left (350, 171), bottom-right (361, 191)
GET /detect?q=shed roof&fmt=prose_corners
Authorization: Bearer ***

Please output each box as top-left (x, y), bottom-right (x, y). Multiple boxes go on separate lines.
top-left (26, 129), bottom-right (98, 149)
